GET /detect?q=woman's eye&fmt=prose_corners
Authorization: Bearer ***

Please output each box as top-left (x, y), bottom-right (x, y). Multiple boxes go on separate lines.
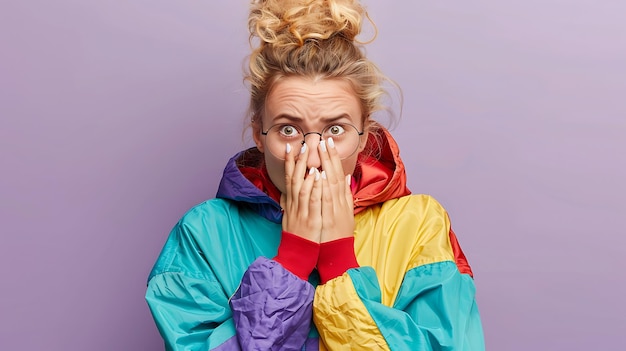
top-left (279, 125), bottom-right (299, 136)
top-left (327, 125), bottom-right (346, 135)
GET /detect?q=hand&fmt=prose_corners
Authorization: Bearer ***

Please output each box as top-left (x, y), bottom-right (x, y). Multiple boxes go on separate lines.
top-left (281, 142), bottom-right (323, 243)
top-left (319, 138), bottom-right (355, 243)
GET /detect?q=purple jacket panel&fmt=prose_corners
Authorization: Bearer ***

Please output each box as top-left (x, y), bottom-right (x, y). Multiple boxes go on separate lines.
top-left (230, 257), bottom-right (315, 351)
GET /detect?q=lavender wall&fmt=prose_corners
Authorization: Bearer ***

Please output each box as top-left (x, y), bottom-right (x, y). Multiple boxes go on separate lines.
top-left (1, 1), bottom-right (624, 350)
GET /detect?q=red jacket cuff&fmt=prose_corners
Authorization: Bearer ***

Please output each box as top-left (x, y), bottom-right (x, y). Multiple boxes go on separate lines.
top-left (273, 231), bottom-right (320, 281)
top-left (318, 237), bottom-right (359, 284)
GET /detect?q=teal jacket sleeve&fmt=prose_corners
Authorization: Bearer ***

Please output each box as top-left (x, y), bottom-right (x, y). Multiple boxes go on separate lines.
top-left (145, 202), bottom-right (316, 351)
top-left (145, 221), bottom-right (238, 351)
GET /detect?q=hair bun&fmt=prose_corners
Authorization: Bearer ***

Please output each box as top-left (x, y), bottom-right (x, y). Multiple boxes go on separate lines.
top-left (249, 0), bottom-right (365, 47)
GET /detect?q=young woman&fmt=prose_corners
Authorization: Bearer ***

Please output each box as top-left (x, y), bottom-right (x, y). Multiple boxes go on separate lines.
top-left (146, 1), bottom-right (485, 350)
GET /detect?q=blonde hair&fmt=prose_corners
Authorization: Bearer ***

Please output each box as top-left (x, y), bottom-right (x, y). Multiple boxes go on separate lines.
top-left (246, 0), bottom-right (395, 132)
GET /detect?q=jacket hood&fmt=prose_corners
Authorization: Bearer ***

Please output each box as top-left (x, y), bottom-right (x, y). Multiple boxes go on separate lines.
top-left (216, 123), bottom-right (411, 223)
top-left (351, 124), bottom-right (411, 214)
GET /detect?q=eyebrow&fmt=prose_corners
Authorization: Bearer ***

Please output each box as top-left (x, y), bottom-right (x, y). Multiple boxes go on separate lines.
top-left (271, 114), bottom-right (353, 124)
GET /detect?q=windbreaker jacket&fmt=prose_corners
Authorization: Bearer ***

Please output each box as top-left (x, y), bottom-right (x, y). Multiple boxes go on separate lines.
top-left (146, 125), bottom-right (485, 350)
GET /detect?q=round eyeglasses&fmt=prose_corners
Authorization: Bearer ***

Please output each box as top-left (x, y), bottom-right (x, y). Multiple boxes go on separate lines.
top-left (261, 123), bottom-right (364, 160)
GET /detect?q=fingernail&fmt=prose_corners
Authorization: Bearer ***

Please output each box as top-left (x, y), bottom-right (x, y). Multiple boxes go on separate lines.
top-left (328, 137), bottom-right (335, 149)
top-left (286, 143), bottom-right (291, 154)
top-left (320, 140), bottom-right (327, 152)
top-left (315, 169), bottom-right (321, 181)
top-left (309, 167), bottom-right (315, 175)
top-left (346, 174), bottom-right (351, 186)
top-left (321, 171), bottom-right (327, 180)
top-left (300, 143), bottom-right (307, 154)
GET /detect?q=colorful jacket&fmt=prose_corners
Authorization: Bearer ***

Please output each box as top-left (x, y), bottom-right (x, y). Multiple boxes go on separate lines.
top-left (146, 125), bottom-right (485, 350)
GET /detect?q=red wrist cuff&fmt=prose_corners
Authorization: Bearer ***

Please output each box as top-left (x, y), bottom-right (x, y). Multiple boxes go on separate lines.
top-left (318, 237), bottom-right (359, 284)
top-left (273, 231), bottom-right (320, 281)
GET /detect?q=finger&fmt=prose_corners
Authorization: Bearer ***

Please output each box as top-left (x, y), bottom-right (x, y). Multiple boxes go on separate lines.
top-left (310, 168), bottom-right (322, 217)
top-left (345, 174), bottom-right (354, 209)
top-left (290, 143), bottom-right (309, 203)
top-left (309, 170), bottom-right (323, 241)
top-left (320, 170), bottom-right (334, 217)
top-left (284, 142), bottom-right (295, 187)
top-left (318, 139), bottom-right (331, 173)
top-left (297, 166), bottom-right (317, 217)
top-left (326, 137), bottom-right (345, 183)
top-left (283, 143), bottom-right (295, 208)
top-left (319, 139), bottom-right (343, 206)
top-left (319, 139), bottom-right (338, 184)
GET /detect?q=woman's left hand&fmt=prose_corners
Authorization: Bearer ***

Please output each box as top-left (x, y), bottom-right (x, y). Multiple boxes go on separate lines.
top-left (319, 138), bottom-right (355, 243)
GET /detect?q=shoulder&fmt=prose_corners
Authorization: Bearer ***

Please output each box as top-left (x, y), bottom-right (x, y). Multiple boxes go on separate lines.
top-left (356, 194), bottom-right (449, 228)
top-left (155, 199), bottom-right (240, 267)
top-left (378, 194), bottom-right (449, 224)
top-left (179, 198), bottom-right (232, 223)
top-left (148, 198), bottom-right (247, 281)
top-left (355, 194), bottom-right (454, 265)
top-left (394, 194), bottom-right (447, 212)
top-left (176, 197), bottom-right (261, 235)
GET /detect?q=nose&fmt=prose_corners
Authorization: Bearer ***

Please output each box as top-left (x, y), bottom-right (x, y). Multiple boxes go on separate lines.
top-left (303, 134), bottom-right (322, 169)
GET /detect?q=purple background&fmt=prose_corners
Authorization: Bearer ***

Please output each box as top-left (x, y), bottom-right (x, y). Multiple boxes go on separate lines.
top-left (1, 1), bottom-right (624, 350)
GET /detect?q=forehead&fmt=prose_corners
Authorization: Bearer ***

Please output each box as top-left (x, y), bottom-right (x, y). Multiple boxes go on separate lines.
top-left (264, 76), bottom-right (362, 124)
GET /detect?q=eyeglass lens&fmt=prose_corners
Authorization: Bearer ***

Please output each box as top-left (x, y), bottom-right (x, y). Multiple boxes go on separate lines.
top-left (263, 123), bottom-right (361, 160)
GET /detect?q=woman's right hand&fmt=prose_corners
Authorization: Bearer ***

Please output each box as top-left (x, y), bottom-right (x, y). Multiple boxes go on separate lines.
top-left (281, 142), bottom-right (322, 243)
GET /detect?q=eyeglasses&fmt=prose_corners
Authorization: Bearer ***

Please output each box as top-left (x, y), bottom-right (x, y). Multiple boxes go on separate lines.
top-left (261, 123), bottom-right (364, 160)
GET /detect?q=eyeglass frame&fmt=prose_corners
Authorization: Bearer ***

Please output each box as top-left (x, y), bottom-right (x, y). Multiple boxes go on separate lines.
top-left (260, 123), bottom-right (365, 145)
top-left (260, 122), bottom-right (365, 159)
